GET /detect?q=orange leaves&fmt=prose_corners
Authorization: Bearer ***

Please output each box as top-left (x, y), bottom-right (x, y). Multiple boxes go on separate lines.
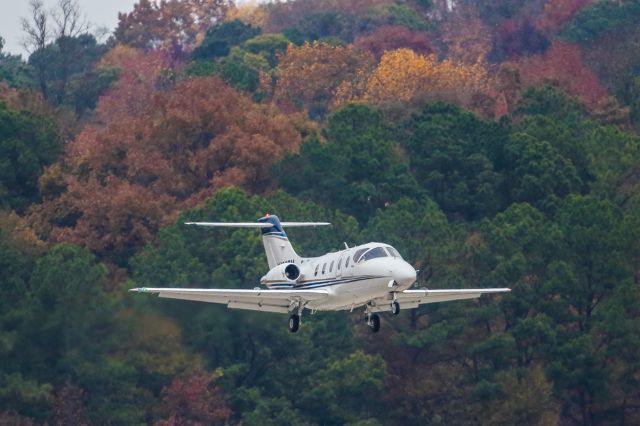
top-left (50, 177), bottom-right (174, 259)
top-left (85, 75), bottom-right (301, 201)
top-left (365, 49), bottom-right (438, 102)
top-left (513, 41), bottom-right (607, 109)
top-left (35, 76), bottom-right (303, 262)
top-left (96, 44), bottom-right (141, 70)
top-left (335, 49), bottom-right (491, 114)
top-left (115, 0), bottom-right (231, 58)
top-left (156, 371), bottom-right (232, 425)
top-left (354, 25), bottom-right (433, 61)
top-left (274, 41), bottom-right (374, 117)
top-left (537, 0), bottom-right (592, 34)
top-left (226, 0), bottom-right (268, 28)
top-left (95, 48), bottom-right (171, 123)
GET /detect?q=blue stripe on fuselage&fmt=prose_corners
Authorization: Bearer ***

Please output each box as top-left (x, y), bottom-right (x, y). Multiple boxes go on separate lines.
top-left (267, 275), bottom-right (385, 290)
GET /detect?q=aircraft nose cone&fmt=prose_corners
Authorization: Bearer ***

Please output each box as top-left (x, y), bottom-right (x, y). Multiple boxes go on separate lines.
top-left (394, 262), bottom-right (417, 288)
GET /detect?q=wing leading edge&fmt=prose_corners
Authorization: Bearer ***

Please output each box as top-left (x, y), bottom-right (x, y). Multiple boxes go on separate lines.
top-left (369, 288), bottom-right (510, 312)
top-left (129, 287), bottom-right (328, 314)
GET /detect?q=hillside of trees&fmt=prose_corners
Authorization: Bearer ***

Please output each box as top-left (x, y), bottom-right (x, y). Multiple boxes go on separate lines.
top-left (1, 0), bottom-right (640, 424)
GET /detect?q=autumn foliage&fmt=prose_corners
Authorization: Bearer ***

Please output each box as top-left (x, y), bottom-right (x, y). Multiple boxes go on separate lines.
top-left (274, 41), bottom-right (374, 117)
top-left (537, 0), bottom-right (592, 34)
top-left (95, 47), bottom-right (171, 121)
top-left (354, 25), bottom-right (433, 60)
top-left (33, 74), bottom-right (301, 261)
top-left (3, 0), bottom-right (640, 424)
top-left (115, 0), bottom-right (231, 58)
top-left (441, 7), bottom-right (492, 64)
top-left (155, 372), bottom-right (232, 426)
top-left (513, 40), bottom-right (607, 109)
top-left (335, 49), bottom-right (492, 116)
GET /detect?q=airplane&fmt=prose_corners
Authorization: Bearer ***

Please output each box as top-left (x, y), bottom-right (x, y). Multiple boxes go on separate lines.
top-left (129, 214), bottom-right (510, 333)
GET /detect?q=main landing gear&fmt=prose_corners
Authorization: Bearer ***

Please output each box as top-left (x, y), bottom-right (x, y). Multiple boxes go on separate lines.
top-left (288, 314), bottom-right (300, 333)
top-left (288, 302), bottom-right (306, 333)
top-left (365, 299), bottom-right (401, 333)
top-left (366, 313), bottom-right (381, 333)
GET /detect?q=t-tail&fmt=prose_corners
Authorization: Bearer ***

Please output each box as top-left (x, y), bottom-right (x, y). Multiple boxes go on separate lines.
top-left (185, 214), bottom-right (330, 269)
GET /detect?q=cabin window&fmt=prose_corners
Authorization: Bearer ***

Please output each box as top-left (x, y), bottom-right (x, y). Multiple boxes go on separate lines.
top-left (337, 258), bottom-right (342, 270)
top-left (314, 264), bottom-right (319, 276)
top-left (345, 256), bottom-right (350, 268)
top-left (322, 263), bottom-right (327, 274)
top-left (353, 248), bottom-right (369, 263)
top-left (362, 247), bottom-right (388, 261)
top-left (329, 261), bottom-right (334, 272)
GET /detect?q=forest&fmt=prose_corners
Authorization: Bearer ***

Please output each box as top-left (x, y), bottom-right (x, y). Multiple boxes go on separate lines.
top-left (1, 0), bottom-right (639, 424)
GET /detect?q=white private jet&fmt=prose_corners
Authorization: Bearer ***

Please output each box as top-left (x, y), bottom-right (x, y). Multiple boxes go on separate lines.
top-left (130, 214), bottom-right (510, 333)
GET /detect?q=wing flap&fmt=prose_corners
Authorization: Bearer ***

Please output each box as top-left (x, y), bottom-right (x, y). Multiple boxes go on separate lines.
top-left (129, 287), bottom-right (328, 312)
top-left (397, 288), bottom-right (510, 305)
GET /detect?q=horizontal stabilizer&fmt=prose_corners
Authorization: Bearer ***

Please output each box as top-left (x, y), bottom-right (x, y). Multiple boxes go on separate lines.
top-left (280, 222), bottom-right (331, 227)
top-left (185, 222), bottom-right (274, 228)
top-left (185, 222), bottom-right (331, 227)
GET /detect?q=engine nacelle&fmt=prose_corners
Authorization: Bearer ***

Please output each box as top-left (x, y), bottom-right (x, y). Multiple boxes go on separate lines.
top-left (261, 263), bottom-right (301, 286)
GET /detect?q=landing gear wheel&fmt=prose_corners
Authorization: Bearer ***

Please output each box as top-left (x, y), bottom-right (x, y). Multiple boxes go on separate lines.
top-left (368, 313), bottom-right (380, 333)
top-left (391, 301), bottom-right (400, 316)
top-left (288, 314), bottom-right (300, 333)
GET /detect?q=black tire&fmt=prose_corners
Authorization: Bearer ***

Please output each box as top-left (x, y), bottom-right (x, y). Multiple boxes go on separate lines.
top-left (391, 301), bottom-right (400, 316)
top-left (288, 314), bottom-right (300, 333)
top-left (370, 314), bottom-right (380, 333)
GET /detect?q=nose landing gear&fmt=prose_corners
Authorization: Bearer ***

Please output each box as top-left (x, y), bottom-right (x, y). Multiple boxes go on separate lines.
top-left (391, 301), bottom-right (400, 316)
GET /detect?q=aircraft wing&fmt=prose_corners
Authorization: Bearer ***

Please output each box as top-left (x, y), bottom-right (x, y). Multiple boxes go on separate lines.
top-left (369, 288), bottom-right (510, 312)
top-left (129, 287), bottom-right (328, 314)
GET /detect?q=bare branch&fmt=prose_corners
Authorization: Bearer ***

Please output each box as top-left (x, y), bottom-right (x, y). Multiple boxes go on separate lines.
top-left (20, 0), bottom-right (49, 54)
top-left (51, 0), bottom-right (90, 39)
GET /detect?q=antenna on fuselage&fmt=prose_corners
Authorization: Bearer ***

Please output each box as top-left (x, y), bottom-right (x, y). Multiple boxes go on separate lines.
top-left (343, 242), bottom-right (349, 249)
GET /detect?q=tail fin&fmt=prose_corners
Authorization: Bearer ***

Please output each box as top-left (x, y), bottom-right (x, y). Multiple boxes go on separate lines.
top-left (185, 215), bottom-right (330, 269)
top-left (257, 215), bottom-right (299, 268)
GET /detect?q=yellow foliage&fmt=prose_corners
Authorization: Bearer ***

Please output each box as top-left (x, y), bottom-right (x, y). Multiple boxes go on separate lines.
top-left (335, 48), bottom-right (490, 112)
top-left (226, 0), bottom-right (268, 28)
top-left (97, 44), bottom-right (142, 70)
top-left (128, 312), bottom-right (203, 376)
top-left (275, 41), bottom-right (374, 113)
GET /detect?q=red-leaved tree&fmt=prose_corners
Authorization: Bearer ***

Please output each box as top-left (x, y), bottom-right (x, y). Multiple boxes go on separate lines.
top-left (537, 0), bottom-right (592, 35)
top-left (155, 371), bottom-right (232, 426)
top-left (513, 40), bottom-right (607, 109)
top-left (354, 25), bottom-right (433, 60)
top-left (115, 0), bottom-right (231, 59)
top-left (30, 73), bottom-right (302, 263)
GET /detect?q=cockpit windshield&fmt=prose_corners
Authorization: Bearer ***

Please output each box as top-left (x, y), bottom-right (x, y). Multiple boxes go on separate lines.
top-left (354, 246), bottom-right (389, 263)
top-left (362, 247), bottom-right (388, 261)
top-left (385, 246), bottom-right (403, 259)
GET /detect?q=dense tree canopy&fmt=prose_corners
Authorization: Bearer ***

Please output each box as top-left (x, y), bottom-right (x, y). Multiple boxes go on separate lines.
top-left (0, 101), bottom-right (62, 212)
top-left (2, 0), bottom-right (640, 424)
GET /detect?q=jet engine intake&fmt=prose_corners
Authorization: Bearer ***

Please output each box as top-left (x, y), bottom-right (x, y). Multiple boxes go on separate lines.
top-left (261, 263), bottom-right (302, 285)
top-left (284, 263), bottom-right (300, 281)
